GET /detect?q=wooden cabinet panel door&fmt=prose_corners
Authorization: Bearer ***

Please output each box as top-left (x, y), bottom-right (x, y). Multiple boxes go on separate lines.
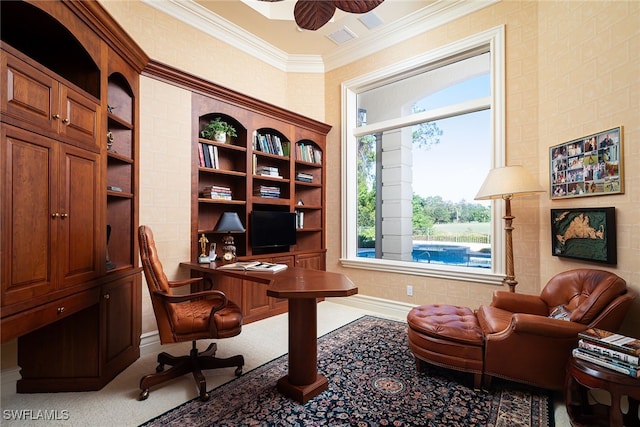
top-left (1, 125), bottom-right (57, 306)
top-left (1, 50), bottom-right (58, 134)
top-left (59, 85), bottom-right (100, 150)
top-left (296, 253), bottom-right (324, 270)
top-left (58, 143), bottom-right (101, 288)
top-left (101, 274), bottom-right (140, 369)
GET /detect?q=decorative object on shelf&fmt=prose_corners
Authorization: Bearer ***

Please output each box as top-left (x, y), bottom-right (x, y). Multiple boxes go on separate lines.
top-left (209, 243), bottom-right (217, 261)
top-left (198, 233), bottom-right (210, 264)
top-left (260, 0), bottom-right (384, 31)
top-left (200, 117), bottom-right (237, 143)
top-left (551, 207), bottom-right (616, 264)
top-left (106, 225), bottom-right (116, 270)
top-left (215, 212), bottom-right (245, 262)
top-left (106, 130), bottom-right (114, 151)
top-left (475, 165), bottom-right (544, 292)
top-left (550, 126), bottom-right (623, 199)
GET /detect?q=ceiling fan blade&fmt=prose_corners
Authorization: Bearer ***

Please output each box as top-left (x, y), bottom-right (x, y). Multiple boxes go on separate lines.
top-left (294, 0), bottom-right (336, 31)
top-left (333, 0), bottom-right (384, 14)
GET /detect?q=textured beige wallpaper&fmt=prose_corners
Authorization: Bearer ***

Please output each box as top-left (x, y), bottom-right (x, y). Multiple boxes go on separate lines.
top-left (325, 0), bottom-right (639, 337)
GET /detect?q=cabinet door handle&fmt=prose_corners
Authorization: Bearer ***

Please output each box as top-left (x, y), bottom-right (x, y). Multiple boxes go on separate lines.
top-left (103, 293), bottom-right (110, 300)
top-left (62, 118), bottom-right (70, 124)
top-left (57, 307), bottom-right (65, 314)
top-left (60, 213), bottom-right (68, 219)
top-left (52, 114), bottom-right (60, 120)
top-left (51, 212), bottom-right (60, 218)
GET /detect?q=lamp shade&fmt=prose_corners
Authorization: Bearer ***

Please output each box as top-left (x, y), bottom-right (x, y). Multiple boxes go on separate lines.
top-left (475, 165), bottom-right (544, 200)
top-left (214, 212), bottom-right (245, 233)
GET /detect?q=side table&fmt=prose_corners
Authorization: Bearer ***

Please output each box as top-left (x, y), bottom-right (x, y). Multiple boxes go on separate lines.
top-left (565, 356), bottom-right (640, 426)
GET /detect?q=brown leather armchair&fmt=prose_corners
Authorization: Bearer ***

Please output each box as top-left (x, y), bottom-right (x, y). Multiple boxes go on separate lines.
top-left (477, 269), bottom-right (635, 390)
top-left (138, 225), bottom-right (244, 401)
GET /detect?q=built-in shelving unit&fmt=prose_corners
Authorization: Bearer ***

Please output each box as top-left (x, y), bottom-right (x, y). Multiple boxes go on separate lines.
top-left (190, 90), bottom-right (331, 323)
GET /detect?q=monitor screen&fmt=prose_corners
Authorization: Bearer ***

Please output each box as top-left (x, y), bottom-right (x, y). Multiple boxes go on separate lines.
top-left (250, 210), bottom-right (296, 251)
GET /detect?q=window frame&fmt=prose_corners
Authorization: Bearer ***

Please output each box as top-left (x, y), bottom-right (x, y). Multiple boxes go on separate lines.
top-left (340, 26), bottom-right (506, 284)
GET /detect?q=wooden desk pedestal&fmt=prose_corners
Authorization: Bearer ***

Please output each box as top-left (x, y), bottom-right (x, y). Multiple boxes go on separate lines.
top-left (181, 263), bottom-right (357, 403)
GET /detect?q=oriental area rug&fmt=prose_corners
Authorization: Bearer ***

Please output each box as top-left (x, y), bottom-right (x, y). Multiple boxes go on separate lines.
top-left (140, 316), bottom-right (553, 427)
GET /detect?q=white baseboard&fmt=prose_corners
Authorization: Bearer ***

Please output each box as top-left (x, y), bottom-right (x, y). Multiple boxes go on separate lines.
top-left (328, 294), bottom-right (414, 322)
top-left (140, 330), bottom-right (162, 356)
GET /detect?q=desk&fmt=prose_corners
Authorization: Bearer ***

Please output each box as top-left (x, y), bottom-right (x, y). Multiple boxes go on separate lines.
top-left (181, 263), bottom-right (358, 403)
top-left (565, 356), bottom-right (640, 426)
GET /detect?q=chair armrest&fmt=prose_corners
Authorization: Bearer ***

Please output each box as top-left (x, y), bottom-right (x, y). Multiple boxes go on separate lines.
top-left (506, 313), bottom-right (586, 338)
top-left (153, 289), bottom-right (228, 310)
top-left (491, 291), bottom-right (548, 315)
top-left (167, 277), bottom-right (203, 288)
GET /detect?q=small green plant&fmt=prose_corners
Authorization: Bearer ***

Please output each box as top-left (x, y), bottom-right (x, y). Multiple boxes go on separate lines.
top-left (200, 118), bottom-right (237, 140)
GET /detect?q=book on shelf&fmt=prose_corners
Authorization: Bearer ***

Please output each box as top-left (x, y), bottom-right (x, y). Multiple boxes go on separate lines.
top-left (295, 172), bottom-right (313, 183)
top-left (296, 143), bottom-right (322, 164)
top-left (578, 328), bottom-right (640, 356)
top-left (254, 132), bottom-right (289, 157)
top-left (200, 185), bottom-right (232, 200)
top-left (199, 143), bottom-right (219, 169)
top-left (256, 165), bottom-right (282, 178)
top-left (572, 348), bottom-right (640, 378)
top-left (254, 185), bottom-right (280, 198)
top-left (217, 261), bottom-right (288, 273)
top-left (578, 339), bottom-right (639, 365)
top-left (295, 210), bottom-right (304, 228)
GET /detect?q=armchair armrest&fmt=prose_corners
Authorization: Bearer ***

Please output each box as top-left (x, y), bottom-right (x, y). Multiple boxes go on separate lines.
top-left (153, 289), bottom-right (228, 312)
top-left (167, 277), bottom-right (203, 288)
top-left (491, 291), bottom-right (548, 315)
top-left (503, 313), bottom-right (586, 338)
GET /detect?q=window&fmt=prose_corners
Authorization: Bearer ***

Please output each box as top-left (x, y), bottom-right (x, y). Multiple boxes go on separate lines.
top-left (341, 27), bottom-right (505, 284)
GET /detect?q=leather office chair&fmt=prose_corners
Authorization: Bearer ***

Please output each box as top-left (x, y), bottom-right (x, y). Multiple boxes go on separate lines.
top-left (137, 225), bottom-right (244, 401)
top-left (477, 269), bottom-right (635, 390)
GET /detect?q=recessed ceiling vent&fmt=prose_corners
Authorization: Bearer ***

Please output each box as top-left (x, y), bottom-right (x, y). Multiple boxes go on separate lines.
top-left (326, 26), bottom-right (358, 45)
top-left (358, 11), bottom-right (383, 29)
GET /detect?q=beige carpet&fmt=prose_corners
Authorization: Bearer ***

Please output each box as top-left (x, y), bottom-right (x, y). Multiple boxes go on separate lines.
top-left (0, 301), bottom-right (571, 426)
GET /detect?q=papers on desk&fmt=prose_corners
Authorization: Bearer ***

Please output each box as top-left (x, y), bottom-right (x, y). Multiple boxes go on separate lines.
top-left (217, 261), bottom-right (288, 273)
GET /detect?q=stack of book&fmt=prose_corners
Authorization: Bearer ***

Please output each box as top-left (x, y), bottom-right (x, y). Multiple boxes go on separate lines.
top-left (254, 185), bottom-right (280, 198)
top-left (200, 185), bottom-right (232, 200)
top-left (572, 328), bottom-right (640, 378)
top-left (295, 172), bottom-right (313, 183)
top-left (256, 165), bottom-right (282, 178)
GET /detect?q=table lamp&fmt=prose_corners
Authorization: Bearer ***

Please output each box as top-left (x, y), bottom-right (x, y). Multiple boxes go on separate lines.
top-left (475, 165), bottom-right (544, 292)
top-left (215, 212), bottom-right (245, 262)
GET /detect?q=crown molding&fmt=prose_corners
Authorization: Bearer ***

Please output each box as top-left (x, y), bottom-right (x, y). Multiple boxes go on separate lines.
top-left (142, 0), bottom-right (499, 74)
top-left (324, 0), bottom-right (500, 71)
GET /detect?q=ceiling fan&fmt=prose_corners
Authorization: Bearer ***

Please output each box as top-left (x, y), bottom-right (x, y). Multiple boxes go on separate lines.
top-left (259, 0), bottom-right (385, 31)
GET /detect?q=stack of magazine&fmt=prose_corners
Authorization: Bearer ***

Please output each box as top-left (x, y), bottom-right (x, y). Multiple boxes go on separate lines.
top-left (573, 328), bottom-right (640, 378)
top-left (217, 261), bottom-right (288, 273)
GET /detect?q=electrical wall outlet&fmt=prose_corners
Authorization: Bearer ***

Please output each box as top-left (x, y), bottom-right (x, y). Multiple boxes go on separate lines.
top-left (406, 285), bottom-right (413, 296)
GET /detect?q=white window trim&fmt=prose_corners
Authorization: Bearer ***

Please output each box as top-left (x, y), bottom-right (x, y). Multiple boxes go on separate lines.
top-left (340, 25), bottom-right (506, 285)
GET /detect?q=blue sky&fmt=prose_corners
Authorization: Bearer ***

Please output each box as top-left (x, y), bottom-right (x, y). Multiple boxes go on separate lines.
top-left (412, 75), bottom-right (491, 204)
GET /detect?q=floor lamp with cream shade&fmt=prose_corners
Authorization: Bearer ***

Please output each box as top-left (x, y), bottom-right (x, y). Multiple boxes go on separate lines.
top-left (475, 165), bottom-right (545, 292)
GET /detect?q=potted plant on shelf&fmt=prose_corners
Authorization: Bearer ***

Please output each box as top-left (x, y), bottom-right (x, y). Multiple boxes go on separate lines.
top-left (200, 118), bottom-right (237, 143)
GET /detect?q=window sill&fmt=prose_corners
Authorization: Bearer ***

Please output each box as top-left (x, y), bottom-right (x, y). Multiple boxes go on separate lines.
top-left (339, 257), bottom-right (504, 285)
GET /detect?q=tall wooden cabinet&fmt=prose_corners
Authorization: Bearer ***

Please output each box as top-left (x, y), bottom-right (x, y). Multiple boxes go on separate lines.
top-left (0, 0), bottom-right (148, 392)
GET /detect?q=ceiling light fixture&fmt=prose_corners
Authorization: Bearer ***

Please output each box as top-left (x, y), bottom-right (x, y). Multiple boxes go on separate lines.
top-left (259, 0), bottom-right (384, 31)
